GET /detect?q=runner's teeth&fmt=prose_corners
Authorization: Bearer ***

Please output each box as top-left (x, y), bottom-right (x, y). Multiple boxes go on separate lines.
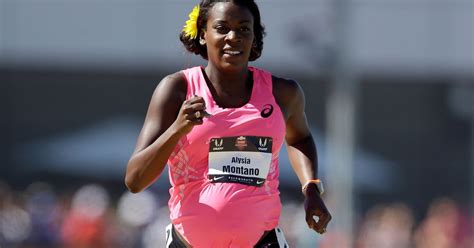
top-left (225, 51), bottom-right (241, 55)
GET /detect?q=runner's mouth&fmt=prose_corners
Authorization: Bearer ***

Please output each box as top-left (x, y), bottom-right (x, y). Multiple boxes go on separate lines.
top-left (222, 50), bottom-right (243, 56)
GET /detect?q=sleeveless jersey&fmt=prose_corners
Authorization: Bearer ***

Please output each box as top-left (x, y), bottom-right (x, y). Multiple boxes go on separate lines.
top-left (167, 66), bottom-right (286, 248)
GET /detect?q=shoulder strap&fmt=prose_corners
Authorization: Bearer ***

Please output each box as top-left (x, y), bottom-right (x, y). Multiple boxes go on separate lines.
top-left (181, 66), bottom-right (202, 99)
top-left (250, 67), bottom-right (273, 98)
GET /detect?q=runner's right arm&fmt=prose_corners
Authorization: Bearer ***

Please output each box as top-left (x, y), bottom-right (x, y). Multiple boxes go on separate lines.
top-left (125, 72), bottom-right (205, 193)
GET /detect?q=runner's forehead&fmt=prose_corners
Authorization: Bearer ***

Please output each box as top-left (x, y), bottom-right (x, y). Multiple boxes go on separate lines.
top-left (207, 2), bottom-right (254, 25)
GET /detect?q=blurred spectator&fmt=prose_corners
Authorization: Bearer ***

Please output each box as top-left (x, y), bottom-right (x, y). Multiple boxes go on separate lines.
top-left (141, 206), bottom-right (171, 248)
top-left (0, 181), bottom-right (32, 247)
top-left (116, 190), bottom-right (160, 247)
top-left (356, 203), bottom-right (414, 248)
top-left (414, 198), bottom-right (473, 248)
top-left (1, 180), bottom-right (472, 248)
top-left (318, 230), bottom-right (350, 248)
top-left (117, 190), bottom-right (158, 227)
top-left (24, 182), bottom-right (61, 247)
top-left (279, 202), bottom-right (300, 246)
top-left (60, 184), bottom-right (111, 248)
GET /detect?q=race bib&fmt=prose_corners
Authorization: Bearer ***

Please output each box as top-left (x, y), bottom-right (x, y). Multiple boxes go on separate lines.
top-left (208, 136), bottom-right (272, 187)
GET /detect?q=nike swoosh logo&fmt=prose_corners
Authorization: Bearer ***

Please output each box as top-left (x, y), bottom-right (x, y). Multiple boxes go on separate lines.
top-left (210, 176), bottom-right (224, 182)
top-left (256, 180), bottom-right (265, 185)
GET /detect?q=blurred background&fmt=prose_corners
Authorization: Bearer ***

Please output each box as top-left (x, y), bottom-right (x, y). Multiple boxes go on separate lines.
top-left (0, 0), bottom-right (473, 247)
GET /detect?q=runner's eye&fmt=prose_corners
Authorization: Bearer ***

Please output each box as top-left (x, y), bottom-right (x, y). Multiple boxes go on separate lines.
top-left (240, 26), bottom-right (251, 32)
top-left (214, 25), bottom-right (229, 34)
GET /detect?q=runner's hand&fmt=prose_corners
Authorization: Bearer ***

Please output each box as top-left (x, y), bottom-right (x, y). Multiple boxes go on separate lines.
top-left (303, 184), bottom-right (331, 234)
top-left (172, 95), bottom-right (207, 135)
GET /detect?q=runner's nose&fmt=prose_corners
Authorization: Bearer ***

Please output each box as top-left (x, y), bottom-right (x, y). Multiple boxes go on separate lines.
top-left (225, 30), bottom-right (242, 43)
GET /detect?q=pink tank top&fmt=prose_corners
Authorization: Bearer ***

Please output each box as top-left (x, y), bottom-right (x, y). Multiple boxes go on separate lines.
top-left (167, 66), bottom-right (286, 248)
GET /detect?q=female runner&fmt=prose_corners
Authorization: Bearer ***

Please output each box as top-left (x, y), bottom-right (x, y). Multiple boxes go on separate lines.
top-left (125, 1), bottom-right (331, 247)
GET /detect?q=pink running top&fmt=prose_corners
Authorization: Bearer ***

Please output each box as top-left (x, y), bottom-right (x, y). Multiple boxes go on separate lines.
top-left (167, 66), bottom-right (286, 247)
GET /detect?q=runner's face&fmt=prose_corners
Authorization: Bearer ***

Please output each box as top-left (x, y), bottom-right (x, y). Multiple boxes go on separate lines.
top-left (203, 2), bottom-right (254, 71)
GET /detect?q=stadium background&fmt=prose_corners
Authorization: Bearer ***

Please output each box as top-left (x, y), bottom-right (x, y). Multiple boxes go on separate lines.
top-left (0, 0), bottom-right (472, 247)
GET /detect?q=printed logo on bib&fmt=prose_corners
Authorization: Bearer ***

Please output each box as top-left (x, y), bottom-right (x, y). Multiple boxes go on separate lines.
top-left (235, 136), bottom-right (248, 150)
top-left (208, 136), bottom-right (272, 187)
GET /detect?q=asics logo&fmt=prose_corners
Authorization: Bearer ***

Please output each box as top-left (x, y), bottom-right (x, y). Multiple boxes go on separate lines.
top-left (261, 104), bottom-right (273, 118)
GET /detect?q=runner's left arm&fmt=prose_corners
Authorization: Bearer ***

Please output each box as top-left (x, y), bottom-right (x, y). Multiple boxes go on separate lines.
top-left (274, 77), bottom-right (331, 234)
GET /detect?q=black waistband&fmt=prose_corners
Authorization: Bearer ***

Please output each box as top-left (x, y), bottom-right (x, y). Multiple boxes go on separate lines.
top-left (166, 225), bottom-right (283, 248)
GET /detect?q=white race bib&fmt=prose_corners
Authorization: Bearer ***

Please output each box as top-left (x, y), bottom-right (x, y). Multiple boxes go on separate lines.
top-left (208, 136), bottom-right (272, 187)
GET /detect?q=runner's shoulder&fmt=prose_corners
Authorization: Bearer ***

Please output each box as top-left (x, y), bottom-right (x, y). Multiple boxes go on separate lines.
top-left (153, 71), bottom-right (187, 104)
top-left (272, 75), bottom-right (305, 118)
top-left (158, 71), bottom-right (187, 95)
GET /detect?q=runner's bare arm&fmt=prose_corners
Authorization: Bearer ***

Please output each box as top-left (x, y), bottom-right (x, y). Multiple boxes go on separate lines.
top-left (273, 76), bottom-right (331, 234)
top-left (125, 72), bottom-right (206, 193)
top-left (273, 77), bottom-right (316, 183)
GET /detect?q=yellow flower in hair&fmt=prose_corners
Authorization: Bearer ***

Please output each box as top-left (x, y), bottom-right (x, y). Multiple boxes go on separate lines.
top-left (183, 5), bottom-right (200, 39)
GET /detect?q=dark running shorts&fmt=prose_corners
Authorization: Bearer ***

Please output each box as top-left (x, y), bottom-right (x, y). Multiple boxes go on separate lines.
top-left (165, 224), bottom-right (289, 248)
